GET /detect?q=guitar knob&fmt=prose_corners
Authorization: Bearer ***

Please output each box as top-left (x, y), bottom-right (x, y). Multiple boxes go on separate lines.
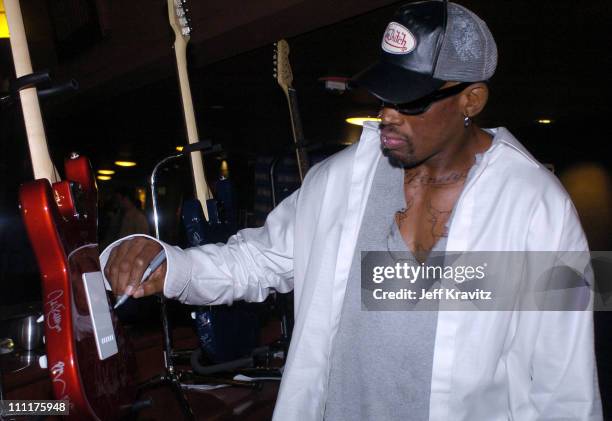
top-left (39, 354), bottom-right (48, 369)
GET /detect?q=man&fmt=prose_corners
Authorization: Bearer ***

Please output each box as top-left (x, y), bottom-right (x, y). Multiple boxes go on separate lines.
top-left (104, 1), bottom-right (602, 419)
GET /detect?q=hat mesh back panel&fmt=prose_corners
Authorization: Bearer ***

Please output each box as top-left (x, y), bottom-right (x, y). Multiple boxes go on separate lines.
top-left (434, 3), bottom-right (498, 82)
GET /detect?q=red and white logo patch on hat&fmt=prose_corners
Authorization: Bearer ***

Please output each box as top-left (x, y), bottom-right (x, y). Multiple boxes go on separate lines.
top-left (382, 22), bottom-right (416, 54)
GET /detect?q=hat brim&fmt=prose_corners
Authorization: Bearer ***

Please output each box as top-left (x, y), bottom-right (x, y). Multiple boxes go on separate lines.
top-left (351, 60), bottom-right (445, 104)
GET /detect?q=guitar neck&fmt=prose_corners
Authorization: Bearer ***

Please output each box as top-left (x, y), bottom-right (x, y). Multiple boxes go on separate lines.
top-left (5, 0), bottom-right (59, 183)
top-left (173, 38), bottom-right (212, 217)
top-left (286, 88), bottom-right (309, 182)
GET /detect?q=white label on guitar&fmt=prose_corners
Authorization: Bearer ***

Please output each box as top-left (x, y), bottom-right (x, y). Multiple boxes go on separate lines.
top-left (82, 271), bottom-right (118, 360)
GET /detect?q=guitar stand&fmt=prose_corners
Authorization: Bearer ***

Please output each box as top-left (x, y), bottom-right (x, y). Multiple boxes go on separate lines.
top-left (136, 295), bottom-right (196, 420)
top-left (143, 145), bottom-right (263, 420)
top-left (0, 71), bottom-right (78, 109)
top-left (137, 264), bottom-right (262, 420)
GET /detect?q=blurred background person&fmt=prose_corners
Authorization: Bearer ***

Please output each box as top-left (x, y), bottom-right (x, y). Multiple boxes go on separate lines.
top-left (101, 186), bottom-right (150, 250)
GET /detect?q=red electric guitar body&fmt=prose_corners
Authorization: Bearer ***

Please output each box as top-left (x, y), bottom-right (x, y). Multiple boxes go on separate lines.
top-left (6, 0), bottom-right (136, 418)
top-left (19, 157), bottom-right (136, 420)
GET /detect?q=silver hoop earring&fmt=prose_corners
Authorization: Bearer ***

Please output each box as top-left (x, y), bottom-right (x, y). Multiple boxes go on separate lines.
top-left (463, 116), bottom-right (471, 127)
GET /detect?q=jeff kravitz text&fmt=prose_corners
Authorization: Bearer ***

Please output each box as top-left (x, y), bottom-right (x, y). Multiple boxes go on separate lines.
top-left (372, 288), bottom-right (492, 301)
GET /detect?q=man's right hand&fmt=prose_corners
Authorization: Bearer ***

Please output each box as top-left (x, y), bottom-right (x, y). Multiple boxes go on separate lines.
top-left (104, 237), bottom-right (166, 299)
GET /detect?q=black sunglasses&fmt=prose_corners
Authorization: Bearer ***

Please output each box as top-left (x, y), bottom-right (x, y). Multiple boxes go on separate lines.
top-left (380, 82), bottom-right (474, 115)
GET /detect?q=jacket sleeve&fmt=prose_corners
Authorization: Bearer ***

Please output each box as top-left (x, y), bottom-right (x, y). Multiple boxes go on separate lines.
top-left (524, 197), bottom-right (603, 420)
top-left (162, 189), bottom-right (298, 305)
top-left (100, 189), bottom-right (298, 306)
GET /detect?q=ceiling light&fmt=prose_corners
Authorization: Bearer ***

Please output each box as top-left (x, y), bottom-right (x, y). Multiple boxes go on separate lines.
top-left (176, 146), bottom-right (184, 152)
top-left (98, 169), bottom-right (115, 175)
top-left (537, 119), bottom-right (553, 125)
top-left (97, 175), bottom-right (111, 181)
top-left (115, 161), bottom-right (137, 167)
top-left (346, 117), bottom-right (381, 126)
top-left (0, 1), bottom-right (9, 39)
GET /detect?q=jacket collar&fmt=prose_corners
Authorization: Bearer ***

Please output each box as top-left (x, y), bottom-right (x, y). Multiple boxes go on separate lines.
top-left (485, 127), bottom-right (540, 167)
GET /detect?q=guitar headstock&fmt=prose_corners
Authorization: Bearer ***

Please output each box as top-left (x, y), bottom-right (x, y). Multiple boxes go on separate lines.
top-left (273, 39), bottom-right (293, 96)
top-left (167, 0), bottom-right (191, 45)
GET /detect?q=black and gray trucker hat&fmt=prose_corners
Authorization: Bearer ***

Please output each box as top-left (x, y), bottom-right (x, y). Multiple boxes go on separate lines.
top-left (352, 1), bottom-right (498, 103)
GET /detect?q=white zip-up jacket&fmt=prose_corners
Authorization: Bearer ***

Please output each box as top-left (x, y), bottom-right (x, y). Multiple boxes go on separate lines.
top-left (102, 123), bottom-right (602, 420)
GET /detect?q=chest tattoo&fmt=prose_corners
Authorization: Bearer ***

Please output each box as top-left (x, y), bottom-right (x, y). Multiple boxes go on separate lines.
top-left (395, 167), bottom-right (471, 257)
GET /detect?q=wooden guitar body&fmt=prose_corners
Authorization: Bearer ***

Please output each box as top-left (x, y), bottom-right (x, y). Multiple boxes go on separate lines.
top-left (19, 156), bottom-right (136, 420)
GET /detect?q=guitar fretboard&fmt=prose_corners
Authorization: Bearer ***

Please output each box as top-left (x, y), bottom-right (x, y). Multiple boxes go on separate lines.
top-left (287, 88), bottom-right (309, 182)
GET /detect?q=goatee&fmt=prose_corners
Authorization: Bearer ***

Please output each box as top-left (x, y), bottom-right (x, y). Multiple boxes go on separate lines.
top-left (382, 147), bottom-right (420, 169)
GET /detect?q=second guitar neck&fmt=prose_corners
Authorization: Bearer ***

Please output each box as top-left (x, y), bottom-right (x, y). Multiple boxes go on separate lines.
top-left (287, 88), bottom-right (309, 182)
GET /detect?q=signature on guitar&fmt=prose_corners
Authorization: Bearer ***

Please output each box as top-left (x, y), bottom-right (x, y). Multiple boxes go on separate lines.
top-left (50, 360), bottom-right (68, 399)
top-left (46, 289), bottom-right (65, 333)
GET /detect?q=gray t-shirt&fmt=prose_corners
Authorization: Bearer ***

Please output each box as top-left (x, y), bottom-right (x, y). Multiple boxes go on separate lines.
top-left (324, 156), bottom-right (445, 421)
